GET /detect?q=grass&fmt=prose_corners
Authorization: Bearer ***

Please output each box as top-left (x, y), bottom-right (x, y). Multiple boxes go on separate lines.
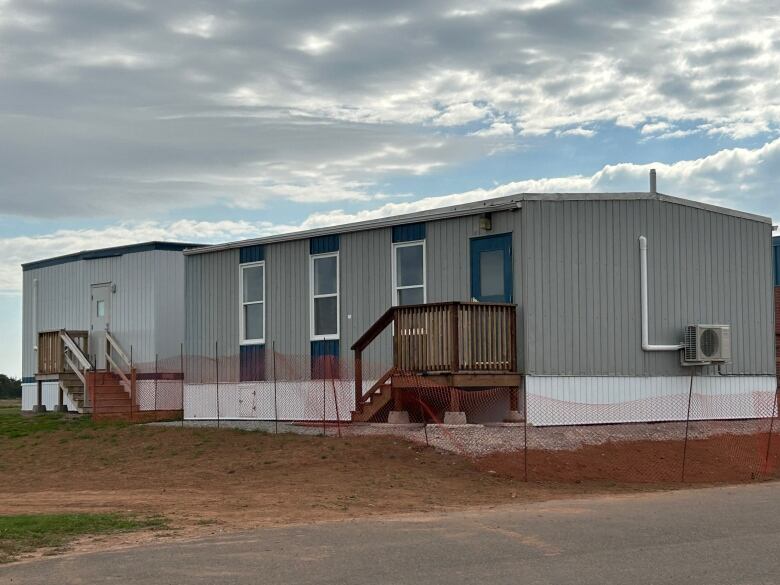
top-left (0, 403), bottom-right (125, 439)
top-left (0, 513), bottom-right (167, 563)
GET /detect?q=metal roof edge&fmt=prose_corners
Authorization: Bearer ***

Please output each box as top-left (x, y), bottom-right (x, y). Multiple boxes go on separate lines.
top-left (185, 191), bottom-right (773, 256)
top-left (184, 195), bottom-right (524, 255)
top-left (22, 241), bottom-right (203, 271)
top-left (656, 193), bottom-right (772, 224)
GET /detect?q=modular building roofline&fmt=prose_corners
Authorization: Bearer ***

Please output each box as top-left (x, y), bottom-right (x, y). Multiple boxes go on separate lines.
top-left (184, 191), bottom-right (773, 257)
top-left (22, 241), bottom-right (204, 271)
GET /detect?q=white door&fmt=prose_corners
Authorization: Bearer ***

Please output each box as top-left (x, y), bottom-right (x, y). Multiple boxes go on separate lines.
top-left (90, 284), bottom-right (112, 369)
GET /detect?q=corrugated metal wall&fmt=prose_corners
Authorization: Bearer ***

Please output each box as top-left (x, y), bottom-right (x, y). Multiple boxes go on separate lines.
top-left (426, 210), bottom-right (524, 371)
top-left (22, 250), bottom-right (186, 378)
top-left (340, 227), bottom-right (393, 371)
top-left (266, 239), bottom-right (310, 362)
top-left (184, 248), bottom-right (240, 382)
top-left (521, 199), bottom-right (775, 376)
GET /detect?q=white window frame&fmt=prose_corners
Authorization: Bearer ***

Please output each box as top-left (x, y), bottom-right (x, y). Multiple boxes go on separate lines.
top-left (309, 252), bottom-right (340, 341)
top-left (392, 240), bottom-right (427, 306)
top-left (239, 261), bottom-right (266, 345)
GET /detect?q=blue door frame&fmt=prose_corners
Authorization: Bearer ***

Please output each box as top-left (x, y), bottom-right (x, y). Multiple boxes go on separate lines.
top-left (470, 233), bottom-right (513, 303)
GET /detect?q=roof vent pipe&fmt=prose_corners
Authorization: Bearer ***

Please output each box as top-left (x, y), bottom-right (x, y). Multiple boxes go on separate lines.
top-left (649, 169), bottom-right (657, 194)
top-left (638, 236), bottom-right (683, 352)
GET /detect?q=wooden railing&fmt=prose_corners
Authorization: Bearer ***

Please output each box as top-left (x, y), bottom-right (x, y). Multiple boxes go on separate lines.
top-left (37, 330), bottom-right (89, 375)
top-left (105, 331), bottom-right (136, 404)
top-left (352, 301), bottom-right (517, 407)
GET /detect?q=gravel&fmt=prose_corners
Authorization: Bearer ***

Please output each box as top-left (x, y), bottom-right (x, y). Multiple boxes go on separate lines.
top-left (153, 418), bottom-right (776, 457)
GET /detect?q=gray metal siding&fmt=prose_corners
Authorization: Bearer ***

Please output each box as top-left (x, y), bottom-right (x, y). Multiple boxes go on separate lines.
top-left (340, 228), bottom-right (393, 372)
top-left (426, 210), bottom-right (524, 371)
top-left (265, 239), bottom-right (310, 363)
top-left (522, 199), bottom-right (775, 376)
top-left (184, 249), bottom-right (240, 382)
top-left (22, 250), bottom-right (185, 378)
top-left (152, 250), bottom-right (187, 364)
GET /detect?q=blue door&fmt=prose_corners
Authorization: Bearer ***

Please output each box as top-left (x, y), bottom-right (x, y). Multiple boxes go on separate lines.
top-left (470, 234), bottom-right (513, 302)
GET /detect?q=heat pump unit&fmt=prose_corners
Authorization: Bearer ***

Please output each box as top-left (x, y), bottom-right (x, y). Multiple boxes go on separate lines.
top-left (682, 324), bottom-right (731, 365)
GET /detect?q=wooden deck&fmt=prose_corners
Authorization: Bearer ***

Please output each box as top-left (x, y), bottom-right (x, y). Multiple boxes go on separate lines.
top-left (351, 302), bottom-right (521, 422)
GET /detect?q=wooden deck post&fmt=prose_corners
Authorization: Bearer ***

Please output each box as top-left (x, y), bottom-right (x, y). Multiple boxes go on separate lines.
top-left (449, 387), bottom-right (460, 412)
top-left (354, 349), bottom-right (362, 412)
top-left (33, 379), bottom-right (46, 413)
top-left (449, 304), bottom-right (460, 373)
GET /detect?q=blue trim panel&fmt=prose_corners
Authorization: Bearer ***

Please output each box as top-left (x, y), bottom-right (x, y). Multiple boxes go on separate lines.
top-left (311, 340), bottom-right (340, 378)
top-left (310, 234), bottom-right (339, 254)
top-left (239, 245), bottom-right (264, 264)
top-left (22, 241), bottom-right (202, 271)
top-left (392, 223), bottom-right (426, 243)
top-left (240, 344), bottom-right (266, 381)
top-left (470, 233), bottom-right (513, 303)
top-left (22, 376), bottom-right (35, 384)
top-left (773, 236), bottom-right (779, 287)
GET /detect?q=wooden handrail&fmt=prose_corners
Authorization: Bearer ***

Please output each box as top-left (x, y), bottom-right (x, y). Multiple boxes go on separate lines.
top-left (59, 330), bottom-right (92, 371)
top-left (105, 331), bottom-right (132, 370)
top-left (353, 301), bottom-right (518, 410)
top-left (104, 330), bottom-right (136, 410)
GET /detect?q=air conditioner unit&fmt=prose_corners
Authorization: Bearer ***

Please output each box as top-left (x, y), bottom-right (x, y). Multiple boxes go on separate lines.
top-left (682, 324), bottom-right (731, 366)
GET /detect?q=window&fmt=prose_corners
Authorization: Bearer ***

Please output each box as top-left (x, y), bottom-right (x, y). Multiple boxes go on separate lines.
top-left (240, 262), bottom-right (265, 344)
top-left (392, 241), bottom-right (426, 306)
top-left (96, 300), bottom-right (105, 317)
top-left (310, 252), bottom-right (339, 339)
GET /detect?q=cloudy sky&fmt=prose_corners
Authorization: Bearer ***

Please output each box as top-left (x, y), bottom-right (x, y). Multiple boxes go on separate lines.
top-left (1, 0), bottom-right (779, 376)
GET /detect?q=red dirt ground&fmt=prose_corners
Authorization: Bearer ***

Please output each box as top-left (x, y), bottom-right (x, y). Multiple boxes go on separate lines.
top-left (478, 432), bottom-right (780, 484)
top-left (0, 422), bottom-right (777, 546)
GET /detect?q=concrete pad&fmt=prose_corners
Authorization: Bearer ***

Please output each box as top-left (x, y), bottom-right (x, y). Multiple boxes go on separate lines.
top-left (503, 410), bottom-right (525, 423)
top-left (387, 411), bottom-right (411, 424)
top-left (443, 411), bottom-right (467, 425)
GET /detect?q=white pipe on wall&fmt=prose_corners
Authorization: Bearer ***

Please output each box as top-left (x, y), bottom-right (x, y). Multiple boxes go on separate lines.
top-left (638, 236), bottom-right (683, 352)
top-left (32, 278), bottom-right (38, 352)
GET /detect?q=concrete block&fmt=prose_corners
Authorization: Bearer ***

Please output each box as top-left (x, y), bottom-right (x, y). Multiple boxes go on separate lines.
top-left (503, 410), bottom-right (525, 423)
top-left (443, 411), bottom-right (467, 425)
top-left (32, 404), bottom-right (47, 414)
top-left (54, 405), bottom-right (69, 413)
top-left (387, 411), bottom-right (411, 424)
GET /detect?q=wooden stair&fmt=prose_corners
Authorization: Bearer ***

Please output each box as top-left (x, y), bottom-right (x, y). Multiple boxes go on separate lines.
top-left (351, 369), bottom-right (395, 422)
top-left (89, 371), bottom-right (134, 417)
top-left (57, 372), bottom-right (89, 413)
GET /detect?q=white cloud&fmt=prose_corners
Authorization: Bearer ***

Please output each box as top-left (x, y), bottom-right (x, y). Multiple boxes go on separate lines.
top-left (5, 138), bottom-right (777, 295)
top-left (641, 121), bottom-right (672, 135)
top-left (171, 14), bottom-right (217, 39)
top-left (471, 121), bottom-right (514, 137)
top-left (433, 102), bottom-right (488, 126)
top-left (556, 127), bottom-right (595, 138)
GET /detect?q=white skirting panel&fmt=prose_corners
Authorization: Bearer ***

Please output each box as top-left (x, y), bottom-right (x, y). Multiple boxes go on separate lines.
top-left (21, 382), bottom-right (78, 412)
top-left (184, 380), bottom-right (367, 421)
top-left (525, 375), bottom-right (778, 426)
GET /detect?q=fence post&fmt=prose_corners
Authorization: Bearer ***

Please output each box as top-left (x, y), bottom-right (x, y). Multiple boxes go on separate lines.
top-left (322, 355), bottom-right (327, 437)
top-left (180, 342), bottom-right (184, 428)
top-left (272, 342), bottom-right (278, 434)
top-left (130, 345), bottom-right (134, 422)
top-left (154, 353), bottom-right (159, 414)
top-left (332, 365), bottom-right (341, 439)
top-left (215, 341), bottom-right (220, 428)
top-left (523, 376), bottom-right (528, 482)
top-left (763, 378), bottom-right (778, 475)
top-left (681, 373), bottom-right (695, 482)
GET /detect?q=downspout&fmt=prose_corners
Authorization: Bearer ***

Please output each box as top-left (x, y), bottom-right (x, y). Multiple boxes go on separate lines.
top-left (638, 236), bottom-right (683, 352)
top-left (32, 278), bottom-right (38, 353)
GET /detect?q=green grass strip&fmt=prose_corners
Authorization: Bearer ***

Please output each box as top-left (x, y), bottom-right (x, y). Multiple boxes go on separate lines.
top-left (0, 513), bottom-right (167, 563)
